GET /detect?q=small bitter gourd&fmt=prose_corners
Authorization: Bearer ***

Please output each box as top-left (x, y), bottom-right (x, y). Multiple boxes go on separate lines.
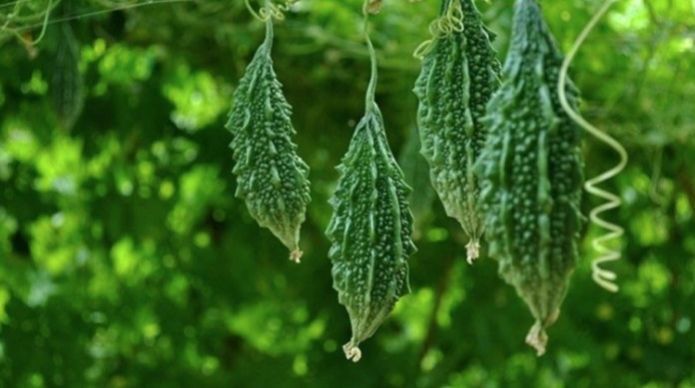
top-left (477, 0), bottom-right (584, 355)
top-left (226, 17), bottom-right (311, 262)
top-left (413, 0), bottom-right (500, 263)
top-left (399, 126), bottom-right (436, 239)
top-left (50, 2), bottom-right (84, 131)
top-left (326, 5), bottom-right (416, 362)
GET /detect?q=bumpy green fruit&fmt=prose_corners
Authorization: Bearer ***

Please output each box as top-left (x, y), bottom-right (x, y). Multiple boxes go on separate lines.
top-left (50, 20), bottom-right (84, 131)
top-left (226, 20), bottom-right (311, 262)
top-left (327, 103), bottom-right (416, 362)
top-left (477, 0), bottom-right (584, 355)
top-left (413, 0), bottom-right (500, 262)
top-left (399, 126), bottom-right (436, 239)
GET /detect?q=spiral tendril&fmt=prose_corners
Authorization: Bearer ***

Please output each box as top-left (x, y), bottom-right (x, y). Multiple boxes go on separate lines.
top-left (558, 0), bottom-right (627, 293)
top-left (244, 0), bottom-right (297, 22)
top-left (413, 0), bottom-right (464, 60)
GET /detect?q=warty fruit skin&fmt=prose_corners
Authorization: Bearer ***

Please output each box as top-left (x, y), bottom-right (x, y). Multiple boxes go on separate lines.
top-left (477, 0), bottom-right (584, 355)
top-left (414, 0), bottom-right (501, 262)
top-left (226, 21), bottom-right (311, 262)
top-left (327, 103), bottom-right (416, 362)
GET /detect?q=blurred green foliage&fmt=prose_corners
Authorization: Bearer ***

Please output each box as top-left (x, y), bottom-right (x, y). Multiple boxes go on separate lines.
top-left (0, 0), bottom-right (694, 386)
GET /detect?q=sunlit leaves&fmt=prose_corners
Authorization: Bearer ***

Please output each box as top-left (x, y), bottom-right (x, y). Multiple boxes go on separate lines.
top-left (167, 165), bottom-right (225, 235)
top-left (226, 301), bottom-right (326, 356)
top-left (162, 63), bottom-right (231, 132)
top-left (34, 136), bottom-right (84, 196)
top-left (97, 44), bottom-right (160, 88)
top-left (29, 212), bottom-right (88, 275)
top-left (0, 209), bottom-right (17, 256)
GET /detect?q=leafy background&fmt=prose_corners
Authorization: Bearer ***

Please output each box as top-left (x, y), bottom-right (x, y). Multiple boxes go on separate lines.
top-left (0, 0), bottom-right (694, 386)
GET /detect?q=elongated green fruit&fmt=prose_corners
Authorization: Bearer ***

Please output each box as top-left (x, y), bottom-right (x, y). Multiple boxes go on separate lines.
top-left (50, 14), bottom-right (84, 131)
top-left (327, 104), bottom-right (416, 362)
top-left (226, 19), bottom-right (311, 262)
top-left (477, 0), bottom-right (584, 355)
top-left (414, 0), bottom-right (500, 263)
top-left (399, 126), bottom-right (436, 239)
top-left (327, 10), bottom-right (416, 362)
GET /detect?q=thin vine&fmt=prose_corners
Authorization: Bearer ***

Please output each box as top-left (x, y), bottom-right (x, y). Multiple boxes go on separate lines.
top-left (558, 0), bottom-right (628, 293)
top-left (362, 0), bottom-right (378, 112)
top-left (1, 0), bottom-right (55, 45)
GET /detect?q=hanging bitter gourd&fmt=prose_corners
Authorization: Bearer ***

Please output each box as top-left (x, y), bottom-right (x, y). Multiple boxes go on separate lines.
top-left (399, 126), bottom-right (436, 239)
top-left (50, 0), bottom-right (84, 131)
top-left (326, 3), bottom-right (416, 362)
top-left (477, 0), bottom-right (584, 355)
top-left (226, 15), bottom-right (311, 263)
top-left (413, 0), bottom-right (500, 263)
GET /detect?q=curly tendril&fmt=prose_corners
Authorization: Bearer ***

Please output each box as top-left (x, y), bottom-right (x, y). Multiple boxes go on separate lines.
top-left (558, 0), bottom-right (627, 293)
top-left (413, 0), bottom-right (464, 60)
top-left (244, 0), bottom-right (298, 22)
top-left (1, 0), bottom-right (54, 46)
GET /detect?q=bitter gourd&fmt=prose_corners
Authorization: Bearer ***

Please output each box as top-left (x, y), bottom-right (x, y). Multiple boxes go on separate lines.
top-left (413, 0), bottom-right (500, 263)
top-left (477, 0), bottom-right (584, 355)
top-left (50, 3), bottom-right (84, 131)
top-left (226, 18), bottom-right (311, 262)
top-left (326, 5), bottom-right (416, 362)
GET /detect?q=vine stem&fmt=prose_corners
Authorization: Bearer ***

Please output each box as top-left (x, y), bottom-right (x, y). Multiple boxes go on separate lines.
top-left (4, 0), bottom-right (53, 46)
top-left (263, 4), bottom-right (274, 52)
top-left (11, 0), bottom-right (193, 32)
top-left (362, 2), bottom-right (378, 112)
top-left (558, 0), bottom-right (627, 293)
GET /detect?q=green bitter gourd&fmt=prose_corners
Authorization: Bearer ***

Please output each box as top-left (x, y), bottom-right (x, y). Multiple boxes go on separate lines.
top-left (326, 4), bottom-right (416, 362)
top-left (477, 0), bottom-right (584, 355)
top-left (226, 16), bottom-right (311, 263)
top-left (50, 1), bottom-right (84, 131)
top-left (413, 0), bottom-right (500, 263)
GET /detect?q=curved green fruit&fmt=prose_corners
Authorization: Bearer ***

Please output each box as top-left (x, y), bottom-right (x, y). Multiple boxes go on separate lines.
top-left (477, 0), bottom-right (584, 355)
top-left (50, 20), bottom-right (84, 131)
top-left (413, 0), bottom-right (500, 262)
top-left (226, 20), bottom-right (311, 262)
top-left (327, 104), bottom-right (416, 362)
top-left (399, 126), bottom-right (436, 239)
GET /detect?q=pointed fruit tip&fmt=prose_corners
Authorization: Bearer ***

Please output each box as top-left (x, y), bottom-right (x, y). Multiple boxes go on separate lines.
top-left (342, 342), bottom-right (362, 362)
top-left (290, 248), bottom-right (303, 264)
top-left (466, 240), bottom-right (480, 264)
top-left (525, 321), bottom-right (548, 356)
